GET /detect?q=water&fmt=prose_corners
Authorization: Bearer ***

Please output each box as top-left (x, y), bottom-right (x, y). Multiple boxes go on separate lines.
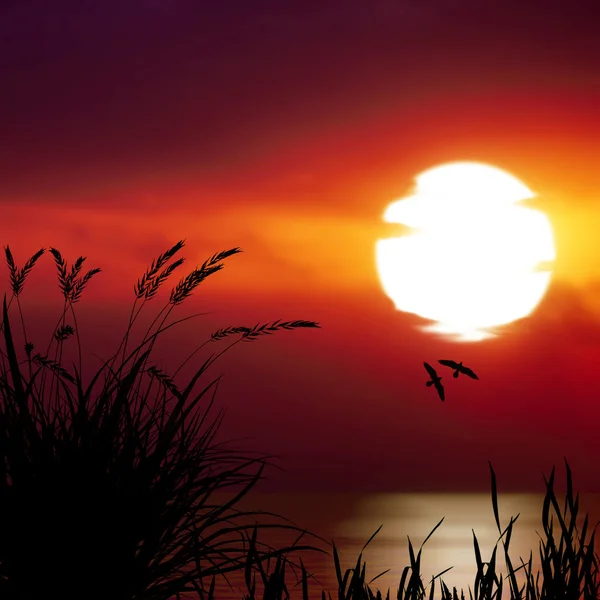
top-left (209, 492), bottom-right (600, 599)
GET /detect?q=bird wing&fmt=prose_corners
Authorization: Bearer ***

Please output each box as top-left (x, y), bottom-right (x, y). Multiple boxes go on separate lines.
top-left (438, 359), bottom-right (459, 369)
top-left (434, 380), bottom-right (445, 401)
top-left (460, 365), bottom-right (479, 379)
top-left (424, 362), bottom-right (437, 378)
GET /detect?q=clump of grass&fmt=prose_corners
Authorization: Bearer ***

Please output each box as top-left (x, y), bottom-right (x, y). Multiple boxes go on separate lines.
top-left (323, 460), bottom-right (600, 600)
top-left (0, 241), bottom-right (325, 600)
top-left (238, 460), bottom-right (600, 600)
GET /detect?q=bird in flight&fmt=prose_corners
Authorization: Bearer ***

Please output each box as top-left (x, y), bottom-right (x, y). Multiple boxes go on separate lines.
top-left (438, 360), bottom-right (479, 380)
top-left (424, 362), bottom-right (445, 401)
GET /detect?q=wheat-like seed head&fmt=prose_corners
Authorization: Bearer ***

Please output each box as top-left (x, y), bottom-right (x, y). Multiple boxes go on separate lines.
top-left (200, 248), bottom-right (242, 271)
top-left (54, 325), bottom-right (75, 342)
top-left (31, 353), bottom-right (75, 383)
top-left (169, 264), bottom-right (224, 305)
top-left (4, 245), bottom-right (45, 296)
top-left (70, 268), bottom-right (102, 304)
top-left (241, 320), bottom-right (321, 341)
top-left (146, 365), bottom-right (182, 397)
top-left (70, 256), bottom-right (85, 278)
top-left (4, 245), bottom-right (16, 278)
top-left (49, 248), bottom-right (70, 297)
top-left (142, 257), bottom-right (186, 301)
top-left (210, 320), bottom-right (320, 343)
top-left (134, 240), bottom-right (186, 299)
top-left (210, 326), bottom-right (253, 342)
top-left (48, 248), bottom-right (101, 303)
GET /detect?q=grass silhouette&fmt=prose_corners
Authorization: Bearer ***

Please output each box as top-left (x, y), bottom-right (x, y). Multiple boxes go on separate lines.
top-left (0, 242), bottom-right (598, 600)
top-left (0, 242), bottom-right (324, 600)
top-left (316, 460), bottom-right (600, 600)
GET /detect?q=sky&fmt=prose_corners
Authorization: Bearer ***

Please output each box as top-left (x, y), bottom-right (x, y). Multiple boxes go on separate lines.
top-left (1, 0), bottom-right (600, 493)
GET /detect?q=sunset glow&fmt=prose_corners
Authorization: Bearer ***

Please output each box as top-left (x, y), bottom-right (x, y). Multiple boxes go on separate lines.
top-left (2, 1), bottom-right (600, 496)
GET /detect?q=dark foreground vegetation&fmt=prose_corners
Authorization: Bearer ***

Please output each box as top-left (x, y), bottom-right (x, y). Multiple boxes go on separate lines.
top-left (0, 241), bottom-right (597, 600)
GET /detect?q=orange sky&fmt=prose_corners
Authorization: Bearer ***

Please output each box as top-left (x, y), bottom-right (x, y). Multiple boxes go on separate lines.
top-left (1, 1), bottom-right (600, 492)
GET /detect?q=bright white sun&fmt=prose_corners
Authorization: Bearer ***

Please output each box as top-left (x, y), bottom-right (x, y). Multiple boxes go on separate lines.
top-left (375, 162), bottom-right (556, 341)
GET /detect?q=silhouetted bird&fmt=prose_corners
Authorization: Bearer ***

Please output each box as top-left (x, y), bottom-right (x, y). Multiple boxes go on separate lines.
top-left (438, 359), bottom-right (479, 380)
top-left (424, 362), bottom-right (444, 401)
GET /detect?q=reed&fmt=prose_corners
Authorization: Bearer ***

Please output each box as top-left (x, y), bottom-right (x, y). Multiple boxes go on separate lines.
top-left (249, 460), bottom-right (600, 600)
top-left (0, 242), bottom-right (325, 600)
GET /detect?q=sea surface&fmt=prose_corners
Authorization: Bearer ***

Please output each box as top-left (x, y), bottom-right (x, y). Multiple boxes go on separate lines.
top-left (208, 492), bottom-right (600, 600)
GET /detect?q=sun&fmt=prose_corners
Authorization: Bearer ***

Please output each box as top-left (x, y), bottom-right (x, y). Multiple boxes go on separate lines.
top-left (375, 162), bottom-right (556, 341)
